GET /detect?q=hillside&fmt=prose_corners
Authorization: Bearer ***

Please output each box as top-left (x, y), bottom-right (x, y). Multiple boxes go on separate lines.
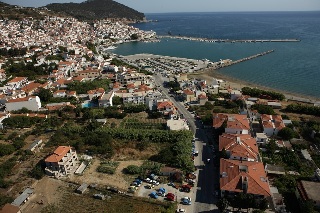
top-left (46, 0), bottom-right (145, 21)
top-left (0, 1), bottom-right (51, 20)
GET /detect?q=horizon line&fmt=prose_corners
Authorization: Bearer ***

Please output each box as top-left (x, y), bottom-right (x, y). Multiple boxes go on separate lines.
top-left (144, 10), bottom-right (320, 14)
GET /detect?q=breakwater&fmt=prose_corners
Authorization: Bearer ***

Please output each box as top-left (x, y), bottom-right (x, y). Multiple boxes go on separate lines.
top-left (159, 35), bottom-right (300, 43)
top-left (211, 50), bottom-right (275, 70)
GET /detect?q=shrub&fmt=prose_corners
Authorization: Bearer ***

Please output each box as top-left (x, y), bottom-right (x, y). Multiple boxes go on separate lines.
top-left (125, 165), bottom-right (141, 174)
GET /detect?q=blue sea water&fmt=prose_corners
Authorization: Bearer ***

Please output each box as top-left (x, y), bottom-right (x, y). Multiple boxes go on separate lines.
top-left (112, 12), bottom-right (320, 98)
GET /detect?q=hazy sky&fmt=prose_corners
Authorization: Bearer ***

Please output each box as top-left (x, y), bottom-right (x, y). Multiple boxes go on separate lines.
top-left (2, 0), bottom-right (320, 13)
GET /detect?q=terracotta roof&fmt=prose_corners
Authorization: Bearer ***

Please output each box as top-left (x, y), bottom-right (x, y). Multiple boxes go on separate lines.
top-left (7, 96), bottom-right (37, 103)
top-left (0, 203), bottom-right (20, 213)
top-left (198, 94), bottom-right (207, 99)
top-left (157, 101), bottom-right (175, 110)
top-left (8, 77), bottom-right (27, 83)
top-left (127, 83), bottom-right (135, 89)
top-left (220, 159), bottom-right (271, 197)
top-left (53, 90), bottom-right (66, 94)
top-left (261, 114), bottom-right (285, 130)
top-left (213, 113), bottom-right (250, 130)
top-left (219, 133), bottom-right (259, 161)
top-left (87, 88), bottom-right (105, 94)
top-left (72, 76), bottom-right (84, 82)
top-left (45, 146), bottom-right (72, 163)
top-left (183, 89), bottom-right (194, 95)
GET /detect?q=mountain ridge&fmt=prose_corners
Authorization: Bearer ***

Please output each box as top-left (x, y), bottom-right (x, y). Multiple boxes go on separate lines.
top-left (45, 0), bottom-right (145, 21)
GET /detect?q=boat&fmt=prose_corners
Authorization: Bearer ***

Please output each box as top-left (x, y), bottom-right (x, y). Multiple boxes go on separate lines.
top-left (105, 46), bottom-right (117, 50)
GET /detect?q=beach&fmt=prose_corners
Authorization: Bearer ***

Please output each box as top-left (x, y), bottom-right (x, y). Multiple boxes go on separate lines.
top-left (189, 67), bottom-right (320, 104)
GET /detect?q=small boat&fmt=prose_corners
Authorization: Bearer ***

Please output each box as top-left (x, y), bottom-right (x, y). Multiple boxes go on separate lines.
top-left (105, 46), bottom-right (117, 50)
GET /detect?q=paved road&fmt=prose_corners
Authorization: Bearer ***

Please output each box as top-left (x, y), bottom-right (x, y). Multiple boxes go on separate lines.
top-left (154, 74), bottom-right (219, 213)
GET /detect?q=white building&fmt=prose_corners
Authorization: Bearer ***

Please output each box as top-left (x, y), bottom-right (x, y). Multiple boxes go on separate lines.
top-left (45, 146), bottom-right (78, 178)
top-left (5, 96), bottom-right (41, 111)
top-left (118, 91), bottom-right (146, 105)
top-left (98, 91), bottom-right (114, 107)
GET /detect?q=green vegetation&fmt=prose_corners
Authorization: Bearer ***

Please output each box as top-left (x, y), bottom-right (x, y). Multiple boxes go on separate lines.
top-left (0, 157), bottom-right (17, 188)
top-left (251, 104), bottom-right (275, 115)
top-left (86, 41), bottom-right (97, 54)
top-left (125, 161), bottom-right (162, 177)
top-left (5, 61), bottom-right (55, 79)
top-left (0, 194), bottom-right (14, 209)
top-left (97, 161), bottom-right (120, 174)
top-left (278, 127), bottom-right (297, 140)
top-left (121, 118), bottom-right (166, 130)
top-left (3, 116), bottom-right (45, 128)
top-left (0, 47), bottom-right (27, 57)
top-left (226, 193), bottom-right (269, 211)
top-left (242, 86), bottom-right (285, 101)
top-left (125, 165), bottom-right (141, 174)
top-left (286, 104), bottom-right (320, 116)
top-left (68, 79), bottom-right (110, 94)
top-left (166, 81), bottom-right (181, 92)
top-left (263, 140), bottom-right (314, 176)
top-left (46, 0), bottom-right (145, 21)
top-left (45, 54), bottom-right (64, 61)
top-left (151, 135), bottom-right (194, 172)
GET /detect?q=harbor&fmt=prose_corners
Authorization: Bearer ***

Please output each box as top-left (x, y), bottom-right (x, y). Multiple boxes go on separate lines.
top-left (159, 35), bottom-right (301, 43)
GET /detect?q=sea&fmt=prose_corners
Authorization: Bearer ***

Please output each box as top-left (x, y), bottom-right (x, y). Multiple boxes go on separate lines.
top-left (112, 12), bottom-right (320, 99)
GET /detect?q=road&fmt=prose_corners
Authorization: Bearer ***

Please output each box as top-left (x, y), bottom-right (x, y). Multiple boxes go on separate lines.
top-left (154, 74), bottom-right (219, 213)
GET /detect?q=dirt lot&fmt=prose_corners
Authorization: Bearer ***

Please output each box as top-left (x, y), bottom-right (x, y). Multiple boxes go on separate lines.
top-left (69, 159), bottom-right (144, 190)
top-left (21, 176), bottom-right (69, 213)
top-left (21, 176), bottom-right (169, 213)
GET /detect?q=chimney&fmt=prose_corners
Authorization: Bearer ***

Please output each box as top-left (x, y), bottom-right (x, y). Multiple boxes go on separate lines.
top-left (242, 176), bottom-right (248, 193)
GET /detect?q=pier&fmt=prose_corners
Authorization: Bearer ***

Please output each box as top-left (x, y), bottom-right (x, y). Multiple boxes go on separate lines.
top-left (212, 50), bottom-right (275, 70)
top-left (159, 35), bottom-right (300, 43)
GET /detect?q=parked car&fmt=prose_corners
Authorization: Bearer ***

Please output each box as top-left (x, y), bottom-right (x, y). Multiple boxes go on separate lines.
top-left (176, 209), bottom-right (186, 213)
top-left (181, 197), bottom-right (192, 205)
top-left (150, 192), bottom-right (158, 199)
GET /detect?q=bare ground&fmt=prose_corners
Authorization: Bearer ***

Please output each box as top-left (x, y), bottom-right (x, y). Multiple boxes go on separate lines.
top-left (21, 177), bottom-right (68, 213)
top-left (69, 159), bottom-right (144, 190)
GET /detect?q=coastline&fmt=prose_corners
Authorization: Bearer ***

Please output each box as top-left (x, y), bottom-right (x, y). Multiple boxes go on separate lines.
top-left (190, 68), bottom-right (320, 103)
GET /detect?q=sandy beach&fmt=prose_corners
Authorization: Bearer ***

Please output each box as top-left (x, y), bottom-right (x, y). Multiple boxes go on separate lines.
top-left (190, 67), bottom-right (320, 103)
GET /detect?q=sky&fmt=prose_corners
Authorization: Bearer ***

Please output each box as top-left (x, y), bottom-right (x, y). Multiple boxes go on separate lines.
top-left (2, 0), bottom-right (320, 13)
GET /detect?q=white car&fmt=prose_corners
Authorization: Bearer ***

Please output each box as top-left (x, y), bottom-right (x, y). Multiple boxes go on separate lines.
top-left (176, 209), bottom-right (186, 213)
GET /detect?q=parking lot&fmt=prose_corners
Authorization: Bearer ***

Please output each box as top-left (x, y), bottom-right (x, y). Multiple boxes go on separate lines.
top-left (135, 179), bottom-right (197, 211)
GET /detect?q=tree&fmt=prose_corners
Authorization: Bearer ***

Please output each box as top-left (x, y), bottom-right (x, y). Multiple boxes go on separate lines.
top-left (258, 198), bottom-right (269, 211)
top-left (217, 198), bottom-right (229, 212)
top-left (37, 88), bottom-right (52, 102)
top-left (112, 96), bottom-right (123, 105)
top-left (278, 127), bottom-right (295, 140)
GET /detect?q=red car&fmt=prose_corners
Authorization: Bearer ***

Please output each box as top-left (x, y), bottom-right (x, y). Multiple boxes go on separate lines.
top-left (166, 193), bottom-right (175, 201)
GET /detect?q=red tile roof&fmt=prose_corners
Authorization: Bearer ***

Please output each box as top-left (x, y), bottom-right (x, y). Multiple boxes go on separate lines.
top-left (0, 203), bottom-right (20, 213)
top-left (7, 96), bottom-right (37, 103)
top-left (261, 114), bottom-right (285, 130)
top-left (157, 101), bottom-right (175, 110)
top-left (220, 159), bottom-right (271, 197)
top-left (219, 133), bottom-right (259, 161)
top-left (213, 113), bottom-right (250, 130)
top-left (45, 146), bottom-right (72, 163)
top-left (8, 77), bottom-right (27, 84)
top-left (183, 89), bottom-right (194, 95)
